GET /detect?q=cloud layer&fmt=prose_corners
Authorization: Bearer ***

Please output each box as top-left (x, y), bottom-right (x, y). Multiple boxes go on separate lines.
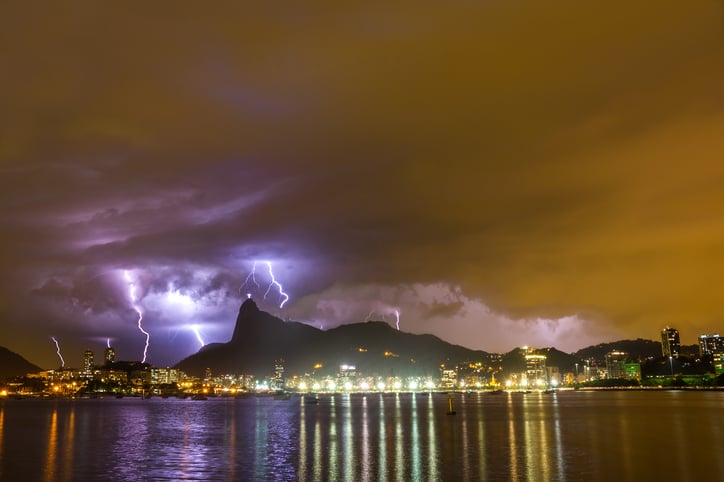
top-left (2, 1), bottom-right (724, 367)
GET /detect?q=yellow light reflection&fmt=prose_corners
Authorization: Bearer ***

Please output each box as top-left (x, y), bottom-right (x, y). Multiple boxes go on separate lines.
top-left (378, 394), bottom-right (386, 481)
top-left (313, 419), bottom-right (321, 480)
top-left (44, 409), bottom-right (58, 482)
top-left (428, 393), bottom-right (438, 479)
top-left (507, 396), bottom-right (518, 481)
top-left (478, 416), bottom-right (486, 480)
top-left (329, 395), bottom-right (338, 480)
top-left (411, 394), bottom-right (421, 482)
top-left (299, 401), bottom-right (307, 480)
top-left (394, 393), bottom-right (404, 480)
top-left (462, 407), bottom-right (469, 478)
top-left (343, 394), bottom-right (353, 480)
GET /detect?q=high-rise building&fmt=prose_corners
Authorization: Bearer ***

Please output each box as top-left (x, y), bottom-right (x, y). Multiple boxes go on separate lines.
top-left (661, 327), bottom-right (681, 358)
top-left (104, 346), bottom-right (115, 365)
top-left (605, 350), bottom-right (628, 379)
top-left (698, 334), bottom-right (724, 357)
top-left (524, 353), bottom-right (547, 387)
top-left (82, 349), bottom-right (94, 377)
top-left (439, 364), bottom-right (457, 388)
top-left (337, 364), bottom-right (358, 389)
top-left (272, 358), bottom-right (285, 390)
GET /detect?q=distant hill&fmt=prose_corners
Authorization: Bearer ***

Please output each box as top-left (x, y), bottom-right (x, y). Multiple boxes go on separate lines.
top-left (0, 346), bottom-right (43, 380)
top-left (574, 339), bottom-right (662, 362)
top-left (175, 299), bottom-right (490, 378)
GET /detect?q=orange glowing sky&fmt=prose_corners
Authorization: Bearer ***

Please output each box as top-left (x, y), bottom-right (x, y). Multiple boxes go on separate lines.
top-left (2, 1), bottom-right (724, 367)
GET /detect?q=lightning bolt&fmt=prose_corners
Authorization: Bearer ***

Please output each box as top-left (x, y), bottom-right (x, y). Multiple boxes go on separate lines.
top-left (50, 336), bottom-right (65, 368)
top-left (240, 261), bottom-right (290, 308)
top-left (106, 338), bottom-right (111, 349)
top-left (124, 270), bottom-right (150, 363)
top-left (240, 263), bottom-right (260, 295)
top-left (262, 261), bottom-right (289, 308)
top-left (190, 325), bottom-right (205, 348)
top-left (394, 310), bottom-right (401, 331)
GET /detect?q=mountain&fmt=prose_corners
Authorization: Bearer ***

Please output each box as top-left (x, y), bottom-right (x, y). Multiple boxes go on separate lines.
top-left (0, 346), bottom-right (43, 380)
top-left (573, 339), bottom-right (663, 362)
top-left (175, 298), bottom-right (490, 378)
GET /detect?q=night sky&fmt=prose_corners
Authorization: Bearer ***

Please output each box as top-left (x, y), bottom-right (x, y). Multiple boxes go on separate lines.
top-left (3, 2), bottom-right (724, 369)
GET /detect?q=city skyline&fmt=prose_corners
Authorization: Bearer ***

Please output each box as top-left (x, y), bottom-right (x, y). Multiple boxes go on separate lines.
top-left (3, 2), bottom-right (724, 369)
top-left (6, 302), bottom-right (719, 373)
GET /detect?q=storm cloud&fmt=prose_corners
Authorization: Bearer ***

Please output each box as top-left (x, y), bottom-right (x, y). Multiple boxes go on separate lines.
top-left (2, 1), bottom-right (724, 368)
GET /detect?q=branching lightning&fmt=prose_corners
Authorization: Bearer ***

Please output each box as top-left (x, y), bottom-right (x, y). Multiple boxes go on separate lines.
top-left (124, 270), bottom-right (150, 363)
top-left (263, 261), bottom-right (289, 308)
top-left (240, 261), bottom-right (290, 308)
top-left (51, 336), bottom-right (65, 368)
top-left (241, 264), bottom-right (260, 294)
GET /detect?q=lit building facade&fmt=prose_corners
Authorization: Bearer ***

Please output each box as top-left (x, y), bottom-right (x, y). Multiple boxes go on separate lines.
top-left (525, 353), bottom-right (547, 387)
top-left (439, 364), bottom-right (457, 388)
top-left (82, 349), bottom-right (94, 377)
top-left (272, 359), bottom-right (285, 390)
top-left (337, 364), bottom-right (358, 389)
top-left (605, 350), bottom-right (628, 379)
top-left (151, 368), bottom-right (185, 385)
top-left (661, 327), bottom-right (681, 358)
top-left (714, 353), bottom-right (724, 375)
top-left (698, 334), bottom-right (724, 357)
top-left (104, 346), bottom-right (116, 365)
top-left (621, 362), bottom-right (641, 381)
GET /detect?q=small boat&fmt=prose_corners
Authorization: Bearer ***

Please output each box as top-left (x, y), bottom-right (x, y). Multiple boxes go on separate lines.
top-left (304, 395), bottom-right (319, 404)
top-left (192, 394), bottom-right (208, 400)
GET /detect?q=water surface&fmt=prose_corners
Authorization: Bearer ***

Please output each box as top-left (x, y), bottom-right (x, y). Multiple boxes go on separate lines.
top-left (1, 390), bottom-right (722, 481)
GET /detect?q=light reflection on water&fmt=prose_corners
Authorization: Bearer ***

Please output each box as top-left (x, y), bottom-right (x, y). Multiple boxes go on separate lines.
top-left (0, 391), bottom-right (722, 481)
top-left (43, 409), bottom-right (57, 482)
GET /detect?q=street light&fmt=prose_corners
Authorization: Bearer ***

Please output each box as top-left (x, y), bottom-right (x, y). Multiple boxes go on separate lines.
top-left (669, 356), bottom-right (674, 377)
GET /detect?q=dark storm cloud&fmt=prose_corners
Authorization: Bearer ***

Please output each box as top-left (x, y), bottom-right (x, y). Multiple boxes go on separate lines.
top-left (2, 1), bottom-right (724, 367)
